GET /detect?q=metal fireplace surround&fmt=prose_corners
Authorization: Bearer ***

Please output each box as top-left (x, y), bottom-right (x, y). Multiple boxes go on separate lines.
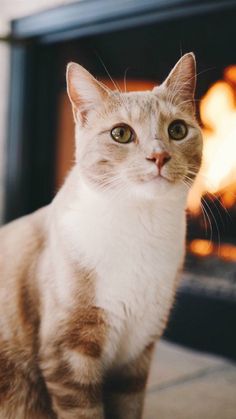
top-left (4, 0), bottom-right (236, 359)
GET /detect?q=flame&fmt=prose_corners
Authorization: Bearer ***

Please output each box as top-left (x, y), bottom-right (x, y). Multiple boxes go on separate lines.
top-left (189, 239), bottom-right (236, 262)
top-left (224, 65), bottom-right (236, 84)
top-left (218, 243), bottom-right (236, 261)
top-left (189, 239), bottom-right (214, 257)
top-left (188, 72), bottom-right (236, 212)
top-left (220, 188), bottom-right (235, 208)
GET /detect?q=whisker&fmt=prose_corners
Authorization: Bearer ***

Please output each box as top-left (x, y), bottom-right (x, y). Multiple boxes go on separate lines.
top-left (123, 67), bottom-right (130, 93)
top-left (186, 169), bottom-right (232, 220)
top-left (206, 192), bottom-right (232, 221)
top-left (201, 196), bottom-right (221, 252)
top-left (199, 201), bottom-right (208, 238)
top-left (205, 194), bottom-right (225, 230)
top-left (183, 178), bottom-right (211, 240)
top-left (95, 53), bottom-right (131, 112)
top-left (96, 54), bottom-right (122, 93)
top-left (184, 173), bottom-right (219, 246)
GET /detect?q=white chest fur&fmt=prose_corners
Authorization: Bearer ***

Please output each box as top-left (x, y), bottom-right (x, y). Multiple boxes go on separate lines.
top-left (58, 181), bottom-right (186, 365)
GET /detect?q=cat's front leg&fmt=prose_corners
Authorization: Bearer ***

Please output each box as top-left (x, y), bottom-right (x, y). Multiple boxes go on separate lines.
top-left (40, 307), bottom-right (107, 419)
top-left (42, 351), bottom-right (104, 419)
top-left (104, 343), bottom-right (154, 419)
top-left (41, 348), bottom-right (105, 419)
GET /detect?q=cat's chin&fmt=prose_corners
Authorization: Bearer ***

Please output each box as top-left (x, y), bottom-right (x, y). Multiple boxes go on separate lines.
top-left (131, 176), bottom-right (187, 201)
top-left (80, 173), bottom-right (187, 203)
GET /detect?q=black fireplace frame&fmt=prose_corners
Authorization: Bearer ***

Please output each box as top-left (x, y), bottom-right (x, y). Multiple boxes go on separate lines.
top-left (4, 0), bottom-right (236, 359)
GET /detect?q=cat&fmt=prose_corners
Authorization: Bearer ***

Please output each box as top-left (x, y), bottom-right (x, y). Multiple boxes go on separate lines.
top-left (0, 52), bottom-right (202, 419)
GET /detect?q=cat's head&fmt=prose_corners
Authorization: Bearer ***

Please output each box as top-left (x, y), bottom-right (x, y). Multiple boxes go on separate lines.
top-left (66, 53), bottom-right (202, 202)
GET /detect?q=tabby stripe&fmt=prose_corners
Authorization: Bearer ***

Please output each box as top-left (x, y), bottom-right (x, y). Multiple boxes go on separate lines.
top-left (51, 383), bottom-right (102, 409)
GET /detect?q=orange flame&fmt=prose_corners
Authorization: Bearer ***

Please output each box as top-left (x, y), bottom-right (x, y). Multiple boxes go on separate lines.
top-left (189, 239), bottom-right (214, 257)
top-left (188, 71), bottom-right (236, 212)
top-left (189, 239), bottom-right (236, 262)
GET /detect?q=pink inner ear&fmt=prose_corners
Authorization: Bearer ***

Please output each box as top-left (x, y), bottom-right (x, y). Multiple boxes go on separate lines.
top-left (67, 76), bottom-right (88, 124)
top-left (160, 53), bottom-right (196, 112)
top-left (67, 62), bottom-right (110, 125)
top-left (164, 53), bottom-right (196, 95)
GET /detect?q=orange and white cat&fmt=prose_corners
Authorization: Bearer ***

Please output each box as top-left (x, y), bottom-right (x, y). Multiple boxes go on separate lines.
top-left (0, 53), bottom-right (202, 419)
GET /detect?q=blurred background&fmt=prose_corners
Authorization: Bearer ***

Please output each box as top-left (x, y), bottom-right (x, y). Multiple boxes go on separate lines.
top-left (0, 1), bottom-right (236, 417)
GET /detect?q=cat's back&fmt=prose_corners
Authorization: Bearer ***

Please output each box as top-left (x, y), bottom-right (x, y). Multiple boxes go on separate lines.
top-left (0, 207), bottom-right (56, 418)
top-left (0, 206), bottom-right (49, 338)
top-left (0, 206), bottom-right (49, 277)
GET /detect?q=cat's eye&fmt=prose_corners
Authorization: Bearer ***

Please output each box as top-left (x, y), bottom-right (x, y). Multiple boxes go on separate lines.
top-left (168, 120), bottom-right (188, 141)
top-left (111, 125), bottom-right (134, 144)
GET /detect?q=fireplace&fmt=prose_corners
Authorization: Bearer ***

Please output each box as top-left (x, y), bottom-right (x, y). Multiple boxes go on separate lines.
top-left (5, 0), bottom-right (236, 358)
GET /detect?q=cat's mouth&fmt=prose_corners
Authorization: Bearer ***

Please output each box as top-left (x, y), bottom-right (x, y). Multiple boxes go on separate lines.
top-left (139, 172), bottom-right (171, 184)
top-left (152, 175), bottom-right (172, 185)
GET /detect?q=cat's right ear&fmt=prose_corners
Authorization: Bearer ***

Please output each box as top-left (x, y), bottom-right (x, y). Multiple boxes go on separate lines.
top-left (66, 62), bottom-right (109, 125)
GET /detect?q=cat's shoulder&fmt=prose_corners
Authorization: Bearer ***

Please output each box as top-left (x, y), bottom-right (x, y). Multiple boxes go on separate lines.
top-left (0, 205), bottom-right (50, 257)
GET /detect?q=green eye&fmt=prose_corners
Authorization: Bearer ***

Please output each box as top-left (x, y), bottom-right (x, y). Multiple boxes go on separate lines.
top-left (111, 125), bottom-right (134, 144)
top-left (168, 120), bottom-right (188, 141)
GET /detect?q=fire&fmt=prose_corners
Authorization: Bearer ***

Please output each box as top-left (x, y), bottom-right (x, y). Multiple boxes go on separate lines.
top-left (189, 239), bottom-right (236, 262)
top-left (224, 65), bottom-right (236, 84)
top-left (188, 71), bottom-right (236, 212)
top-left (189, 239), bottom-right (213, 257)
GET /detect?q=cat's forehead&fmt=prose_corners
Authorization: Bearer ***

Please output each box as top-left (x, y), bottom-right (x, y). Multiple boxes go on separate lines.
top-left (106, 90), bottom-right (176, 124)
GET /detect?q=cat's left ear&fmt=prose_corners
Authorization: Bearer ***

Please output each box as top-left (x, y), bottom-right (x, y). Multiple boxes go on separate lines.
top-left (154, 53), bottom-right (196, 113)
top-left (66, 62), bottom-right (109, 125)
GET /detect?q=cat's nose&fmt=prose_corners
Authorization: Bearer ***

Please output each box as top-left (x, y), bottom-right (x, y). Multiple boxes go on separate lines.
top-left (146, 151), bottom-right (171, 170)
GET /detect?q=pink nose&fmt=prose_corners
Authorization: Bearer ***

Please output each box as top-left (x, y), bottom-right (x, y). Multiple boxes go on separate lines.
top-left (146, 151), bottom-right (171, 170)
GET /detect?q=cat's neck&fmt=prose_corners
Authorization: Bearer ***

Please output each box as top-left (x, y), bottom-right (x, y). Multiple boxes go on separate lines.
top-left (54, 165), bottom-right (187, 216)
top-left (51, 166), bottom-right (187, 261)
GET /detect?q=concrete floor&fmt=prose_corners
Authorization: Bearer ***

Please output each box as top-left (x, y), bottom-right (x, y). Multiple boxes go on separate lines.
top-left (144, 340), bottom-right (236, 419)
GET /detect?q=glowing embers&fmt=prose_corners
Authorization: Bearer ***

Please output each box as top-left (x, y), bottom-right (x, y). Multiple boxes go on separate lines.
top-left (188, 68), bottom-right (236, 213)
top-left (100, 79), bottom-right (156, 92)
top-left (189, 239), bottom-right (214, 257)
top-left (188, 239), bottom-right (236, 262)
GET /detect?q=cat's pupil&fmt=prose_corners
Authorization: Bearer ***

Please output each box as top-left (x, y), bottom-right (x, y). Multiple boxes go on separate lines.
top-left (120, 128), bottom-right (125, 137)
top-left (175, 125), bottom-right (181, 133)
